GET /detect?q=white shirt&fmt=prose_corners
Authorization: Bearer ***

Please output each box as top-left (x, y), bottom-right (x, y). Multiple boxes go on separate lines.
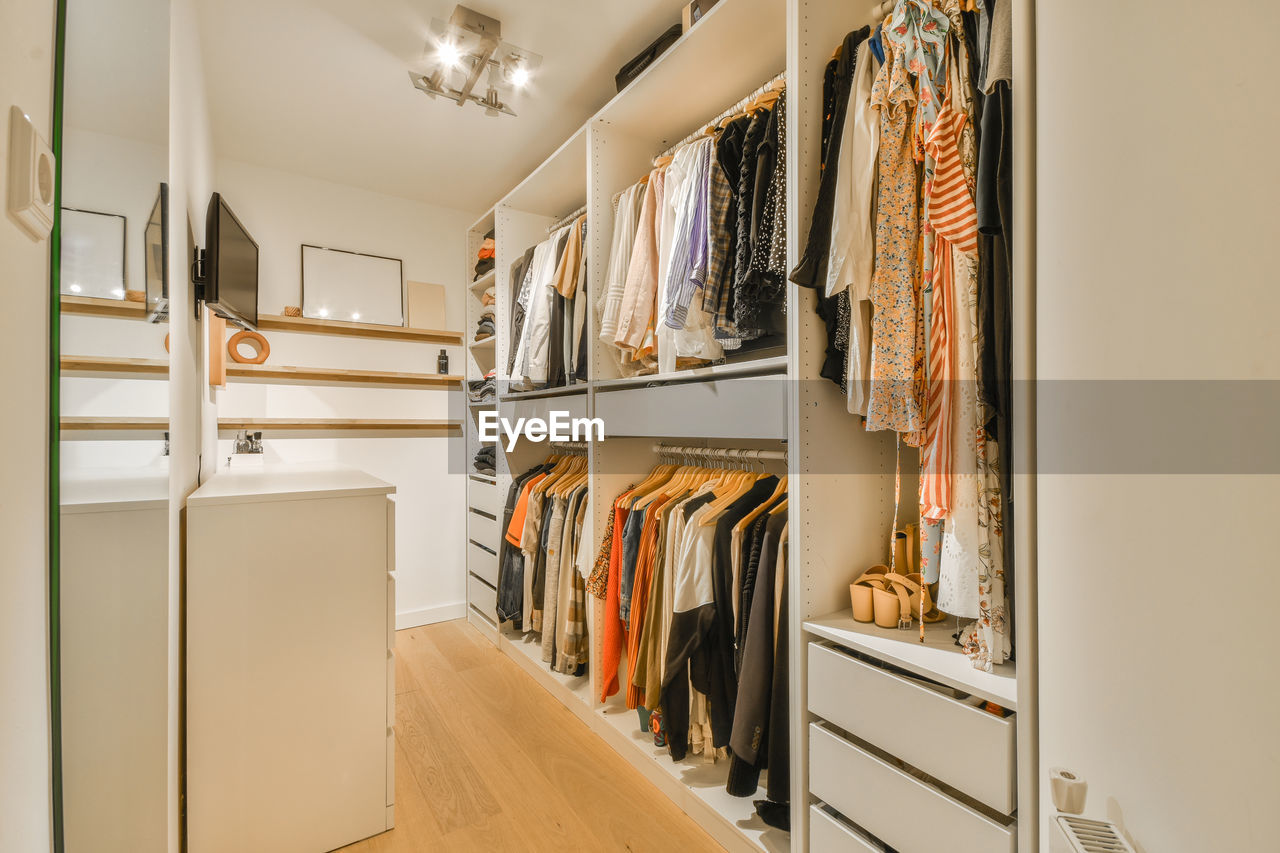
top-left (825, 43), bottom-right (881, 415)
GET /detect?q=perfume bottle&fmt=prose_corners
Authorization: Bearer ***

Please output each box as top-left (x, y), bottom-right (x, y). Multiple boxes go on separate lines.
top-left (438, 349), bottom-right (449, 374)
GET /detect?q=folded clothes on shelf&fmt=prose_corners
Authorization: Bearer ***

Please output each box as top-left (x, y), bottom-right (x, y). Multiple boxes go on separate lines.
top-left (472, 443), bottom-right (497, 475)
top-left (473, 230), bottom-right (496, 280)
top-left (467, 377), bottom-right (495, 402)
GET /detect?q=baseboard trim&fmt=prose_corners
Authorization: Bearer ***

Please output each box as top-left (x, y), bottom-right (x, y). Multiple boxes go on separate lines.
top-left (396, 601), bottom-right (466, 630)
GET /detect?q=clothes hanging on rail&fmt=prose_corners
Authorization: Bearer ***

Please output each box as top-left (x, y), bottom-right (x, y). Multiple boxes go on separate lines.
top-left (495, 454), bottom-right (591, 675)
top-left (597, 458), bottom-right (789, 800)
top-left (796, 0), bottom-right (1012, 672)
top-left (598, 84), bottom-right (788, 377)
top-left (508, 215), bottom-right (589, 391)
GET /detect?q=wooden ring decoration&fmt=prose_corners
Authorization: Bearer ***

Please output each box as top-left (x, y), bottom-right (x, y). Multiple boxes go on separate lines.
top-left (164, 333), bottom-right (170, 353)
top-left (228, 330), bottom-right (270, 364)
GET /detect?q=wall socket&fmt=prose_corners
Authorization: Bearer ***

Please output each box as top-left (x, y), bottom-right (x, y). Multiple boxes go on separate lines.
top-left (7, 105), bottom-right (55, 242)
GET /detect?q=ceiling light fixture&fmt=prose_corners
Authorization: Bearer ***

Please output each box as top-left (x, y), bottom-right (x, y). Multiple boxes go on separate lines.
top-left (408, 5), bottom-right (542, 118)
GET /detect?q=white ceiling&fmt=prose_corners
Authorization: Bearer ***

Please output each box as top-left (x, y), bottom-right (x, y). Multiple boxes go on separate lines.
top-left (195, 0), bottom-right (687, 214)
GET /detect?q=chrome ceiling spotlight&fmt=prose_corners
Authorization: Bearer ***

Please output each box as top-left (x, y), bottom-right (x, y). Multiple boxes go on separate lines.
top-left (408, 5), bottom-right (542, 118)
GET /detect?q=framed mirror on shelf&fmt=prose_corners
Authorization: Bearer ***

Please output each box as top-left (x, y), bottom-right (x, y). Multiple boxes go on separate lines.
top-left (144, 183), bottom-right (168, 321)
top-left (301, 244), bottom-right (404, 327)
top-left (61, 207), bottom-right (126, 300)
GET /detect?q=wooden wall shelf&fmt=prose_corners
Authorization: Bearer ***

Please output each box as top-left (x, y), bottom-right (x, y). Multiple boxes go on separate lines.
top-left (62, 356), bottom-right (168, 379)
top-left (61, 417), bottom-right (168, 433)
top-left (225, 364), bottom-right (462, 388)
top-left (217, 418), bottom-right (461, 435)
top-left (61, 295), bottom-right (149, 319)
top-left (256, 313), bottom-right (463, 345)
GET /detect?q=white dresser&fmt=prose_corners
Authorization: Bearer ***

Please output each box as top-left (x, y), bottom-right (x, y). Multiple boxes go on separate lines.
top-left (60, 469), bottom-right (169, 853)
top-left (186, 465), bottom-right (395, 853)
top-left (803, 616), bottom-right (1020, 852)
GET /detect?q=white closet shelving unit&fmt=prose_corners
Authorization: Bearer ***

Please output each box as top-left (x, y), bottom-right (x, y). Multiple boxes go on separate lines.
top-left (464, 208), bottom-right (500, 640)
top-left (459, 1), bottom-right (1036, 851)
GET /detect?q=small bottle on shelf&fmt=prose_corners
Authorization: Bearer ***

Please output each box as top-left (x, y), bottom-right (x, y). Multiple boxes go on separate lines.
top-left (438, 349), bottom-right (449, 374)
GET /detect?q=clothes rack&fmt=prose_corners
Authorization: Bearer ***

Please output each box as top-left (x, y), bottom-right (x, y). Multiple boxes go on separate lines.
top-left (545, 205), bottom-right (586, 234)
top-left (651, 443), bottom-right (787, 463)
top-left (548, 441), bottom-right (588, 455)
top-left (654, 70), bottom-right (786, 161)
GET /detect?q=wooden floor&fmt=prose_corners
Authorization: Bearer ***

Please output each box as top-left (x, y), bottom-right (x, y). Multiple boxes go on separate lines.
top-left (340, 619), bottom-right (723, 852)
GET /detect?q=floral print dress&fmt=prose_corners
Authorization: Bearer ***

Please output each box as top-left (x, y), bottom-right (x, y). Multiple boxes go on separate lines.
top-left (865, 33), bottom-right (925, 440)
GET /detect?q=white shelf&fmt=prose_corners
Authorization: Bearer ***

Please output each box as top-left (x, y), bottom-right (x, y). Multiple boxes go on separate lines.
top-left (499, 124), bottom-right (588, 218)
top-left (592, 354), bottom-right (789, 392)
top-left (497, 384), bottom-right (589, 402)
top-left (594, 700), bottom-right (789, 853)
top-left (804, 612), bottom-right (1018, 711)
top-left (469, 269), bottom-right (495, 293)
top-left (468, 473), bottom-right (496, 485)
top-left (470, 335), bottom-right (496, 349)
top-left (593, 0), bottom-right (785, 152)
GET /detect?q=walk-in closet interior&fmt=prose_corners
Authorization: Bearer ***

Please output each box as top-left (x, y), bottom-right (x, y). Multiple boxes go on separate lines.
top-left (9, 1), bottom-right (1279, 852)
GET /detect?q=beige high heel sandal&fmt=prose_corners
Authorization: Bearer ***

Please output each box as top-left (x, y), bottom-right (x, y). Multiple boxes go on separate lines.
top-left (892, 523), bottom-right (919, 575)
top-left (874, 572), bottom-right (947, 629)
top-left (850, 565), bottom-right (890, 623)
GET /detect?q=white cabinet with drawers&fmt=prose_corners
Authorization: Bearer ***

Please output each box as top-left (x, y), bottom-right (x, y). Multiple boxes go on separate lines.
top-left (186, 465), bottom-right (396, 853)
top-left (802, 619), bottom-right (1020, 852)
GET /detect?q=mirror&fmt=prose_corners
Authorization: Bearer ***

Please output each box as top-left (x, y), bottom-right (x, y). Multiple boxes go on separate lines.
top-left (57, 0), bottom-right (170, 850)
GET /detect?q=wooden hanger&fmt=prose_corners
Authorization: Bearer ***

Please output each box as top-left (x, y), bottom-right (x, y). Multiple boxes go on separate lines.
top-left (618, 463), bottom-right (673, 509)
top-left (698, 459), bottom-right (761, 527)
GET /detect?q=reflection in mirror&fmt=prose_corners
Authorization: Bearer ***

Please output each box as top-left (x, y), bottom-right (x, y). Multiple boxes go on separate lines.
top-left (57, 0), bottom-right (170, 850)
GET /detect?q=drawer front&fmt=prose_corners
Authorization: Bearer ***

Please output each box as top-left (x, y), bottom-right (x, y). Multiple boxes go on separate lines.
top-left (385, 727), bottom-right (395, 808)
top-left (808, 642), bottom-right (1016, 814)
top-left (469, 478), bottom-right (500, 516)
top-left (386, 650), bottom-right (395, 729)
top-left (499, 391), bottom-right (589, 425)
top-left (385, 497), bottom-right (396, 574)
top-left (468, 515), bottom-right (500, 553)
top-left (386, 574), bottom-right (396, 649)
top-left (810, 805), bottom-right (884, 852)
top-left (468, 573), bottom-right (497, 620)
top-left (594, 375), bottom-right (786, 439)
top-left (809, 724), bottom-right (1015, 853)
top-left (468, 541), bottom-right (499, 587)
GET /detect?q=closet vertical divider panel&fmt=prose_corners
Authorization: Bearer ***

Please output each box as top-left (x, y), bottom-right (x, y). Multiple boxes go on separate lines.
top-left (465, 209), bottom-right (500, 638)
top-left (785, 0), bottom-right (908, 848)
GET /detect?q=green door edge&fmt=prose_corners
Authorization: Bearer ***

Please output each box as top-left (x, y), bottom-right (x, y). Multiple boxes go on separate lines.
top-left (49, 0), bottom-right (67, 849)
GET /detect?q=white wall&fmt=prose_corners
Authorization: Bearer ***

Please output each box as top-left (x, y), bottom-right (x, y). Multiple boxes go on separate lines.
top-left (0, 0), bottom-right (56, 850)
top-left (210, 157), bottom-right (474, 627)
top-left (1036, 2), bottom-right (1280, 851)
top-left (61, 127), bottom-right (166, 297)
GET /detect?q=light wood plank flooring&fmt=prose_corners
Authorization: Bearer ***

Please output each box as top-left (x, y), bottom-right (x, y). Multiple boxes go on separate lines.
top-left (340, 619), bottom-right (722, 852)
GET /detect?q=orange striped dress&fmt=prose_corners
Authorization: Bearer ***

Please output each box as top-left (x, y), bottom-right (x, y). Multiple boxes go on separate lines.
top-left (919, 87), bottom-right (978, 521)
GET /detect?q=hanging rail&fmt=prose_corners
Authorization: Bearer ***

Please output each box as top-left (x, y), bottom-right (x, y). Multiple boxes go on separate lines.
top-left (652, 443), bottom-right (787, 463)
top-left (654, 70), bottom-right (786, 161)
top-left (549, 440), bottom-right (589, 454)
top-left (610, 71), bottom-right (787, 207)
top-left (545, 204), bottom-right (586, 234)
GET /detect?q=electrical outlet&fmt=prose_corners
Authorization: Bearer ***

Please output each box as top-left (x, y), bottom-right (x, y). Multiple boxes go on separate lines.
top-left (6, 105), bottom-right (55, 241)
